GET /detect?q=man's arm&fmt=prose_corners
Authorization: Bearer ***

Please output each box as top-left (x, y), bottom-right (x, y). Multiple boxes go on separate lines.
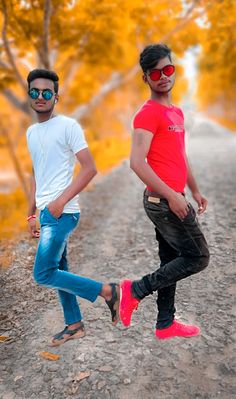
top-left (130, 128), bottom-right (189, 219)
top-left (27, 170), bottom-right (40, 238)
top-left (48, 147), bottom-right (97, 218)
top-left (186, 157), bottom-right (207, 214)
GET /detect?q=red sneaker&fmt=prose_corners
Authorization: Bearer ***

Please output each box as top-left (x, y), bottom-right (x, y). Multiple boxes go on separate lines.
top-left (155, 320), bottom-right (200, 340)
top-left (119, 280), bottom-right (140, 327)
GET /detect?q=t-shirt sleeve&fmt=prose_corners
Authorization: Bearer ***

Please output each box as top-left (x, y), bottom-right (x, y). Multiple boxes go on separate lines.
top-left (67, 122), bottom-right (88, 154)
top-left (132, 108), bottom-right (159, 134)
top-left (177, 107), bottom-right (184, 121)
top-left (26, 126), bottom-right (32, 144)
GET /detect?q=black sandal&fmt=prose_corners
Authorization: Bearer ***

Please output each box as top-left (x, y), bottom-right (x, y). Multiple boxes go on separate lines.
top-left (105, 283), bottom-right (120, 326)
top-left (50, 322), bottom-right (86, 346)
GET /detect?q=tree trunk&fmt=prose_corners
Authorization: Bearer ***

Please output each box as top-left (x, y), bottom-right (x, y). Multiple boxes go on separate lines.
top-left (2, 127), bottom-right (29, 200)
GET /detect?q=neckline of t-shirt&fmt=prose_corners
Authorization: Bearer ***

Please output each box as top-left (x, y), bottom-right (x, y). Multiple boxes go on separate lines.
top-left (148, 99), bottom-right (174, 109)
top-left (36, 114), bottom-right (61, 126)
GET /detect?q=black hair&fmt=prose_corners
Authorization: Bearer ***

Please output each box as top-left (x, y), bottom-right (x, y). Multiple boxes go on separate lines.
top-left (27, 69), bottom-right (59, 93)
top-left (140, 44), bottom-right (172, 73)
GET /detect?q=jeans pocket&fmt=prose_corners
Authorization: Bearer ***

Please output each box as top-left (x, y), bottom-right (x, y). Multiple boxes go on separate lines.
top-left (182, 204), bottom-right (196, 223)
top-left (71, 213), bottom-right (80, 225)
top-left (44, 206), bottom-right (59, 221)
top-left (144, 197), bottom-right (169, 217)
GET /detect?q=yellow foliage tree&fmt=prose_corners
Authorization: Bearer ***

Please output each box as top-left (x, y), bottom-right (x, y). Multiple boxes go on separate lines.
top-left (196, 0), bottom-right (236, 128)
top-left (0, 0), bottom-right (204, 239)
top-left (0, 0), bottom-right (202, 121)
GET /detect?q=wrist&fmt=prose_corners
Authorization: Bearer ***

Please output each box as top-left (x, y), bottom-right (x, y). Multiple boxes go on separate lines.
top-left (165, 190), bottom-right (177, 202)
top-left (56, 196), bottom-right (67, 207)
top-left (191, 190), bottom-right (200, 197)
top-left (27, 214), bottom-right (36, 222)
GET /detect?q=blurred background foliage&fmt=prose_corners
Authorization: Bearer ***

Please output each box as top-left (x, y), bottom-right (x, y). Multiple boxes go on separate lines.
top-left (0, 0), bottom-right (235, 243)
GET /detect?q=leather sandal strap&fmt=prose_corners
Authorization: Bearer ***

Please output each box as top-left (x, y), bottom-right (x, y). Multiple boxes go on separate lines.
top-left (53, 322), bottom-right (84, 340)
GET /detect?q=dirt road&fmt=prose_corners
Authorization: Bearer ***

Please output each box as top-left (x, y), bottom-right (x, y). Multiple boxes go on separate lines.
top-left (0, 113), bottom-right (235, 399)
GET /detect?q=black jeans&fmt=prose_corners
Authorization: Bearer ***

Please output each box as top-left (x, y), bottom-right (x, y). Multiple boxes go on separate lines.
top-left (132, 191), bottom-right (210, 329)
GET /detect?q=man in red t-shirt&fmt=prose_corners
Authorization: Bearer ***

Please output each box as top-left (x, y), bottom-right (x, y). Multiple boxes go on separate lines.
top-left (119, 44), bottom-right (210, 339)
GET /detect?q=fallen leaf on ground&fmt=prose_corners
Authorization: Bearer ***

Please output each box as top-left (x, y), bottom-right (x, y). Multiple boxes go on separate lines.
top-left (0, 336), bottom-right (10, 342)
top-left (39, 351), bottom-right (60, 361)
top-left (14, 375), bottom-right (23, 382)
top-left (99, 365), bottom-right (113, 372)
top-left (73, 371), bottom-right (91, 382)
top-left (97, 380), bottom-right (106, 390)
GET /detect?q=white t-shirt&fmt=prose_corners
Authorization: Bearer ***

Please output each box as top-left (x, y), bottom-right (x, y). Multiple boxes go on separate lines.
top-left (26, 115), bottom-right (88, 213)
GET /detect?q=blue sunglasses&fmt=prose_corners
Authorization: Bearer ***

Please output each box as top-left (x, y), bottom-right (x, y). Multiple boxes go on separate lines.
top-left (28, 88), bottom-right (54, 101)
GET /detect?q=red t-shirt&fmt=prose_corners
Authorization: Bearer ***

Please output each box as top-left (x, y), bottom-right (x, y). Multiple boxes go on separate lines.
top-left (132, 99), bottom-right (187, 193)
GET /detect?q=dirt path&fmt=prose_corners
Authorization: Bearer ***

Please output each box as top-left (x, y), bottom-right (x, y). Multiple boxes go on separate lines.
top-left (0, 114), bottom-right (235, 399)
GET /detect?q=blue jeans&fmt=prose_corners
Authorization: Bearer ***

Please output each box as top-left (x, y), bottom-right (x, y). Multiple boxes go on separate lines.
top-left (132, 192), bottom-right (210, 329)
top-left (33, 207), bottom-right (103, 325)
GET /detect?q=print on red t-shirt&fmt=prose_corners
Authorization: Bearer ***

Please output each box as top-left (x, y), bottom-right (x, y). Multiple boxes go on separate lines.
top-left (132, 99), bottom-right (187, 193)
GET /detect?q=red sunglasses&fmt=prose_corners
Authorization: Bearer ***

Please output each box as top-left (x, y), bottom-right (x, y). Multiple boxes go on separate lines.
top-left (147, 64), bottom-right (175, 81)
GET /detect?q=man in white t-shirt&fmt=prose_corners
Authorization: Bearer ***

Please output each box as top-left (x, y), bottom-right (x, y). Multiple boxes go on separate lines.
top-left (26, 69), bottom-right (119, 346)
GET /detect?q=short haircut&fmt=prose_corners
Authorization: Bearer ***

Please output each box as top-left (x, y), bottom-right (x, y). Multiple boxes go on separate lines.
top-left (140, 44), bottom-right (172, 73)
top-left (27, 69), bottom-right (59, 93)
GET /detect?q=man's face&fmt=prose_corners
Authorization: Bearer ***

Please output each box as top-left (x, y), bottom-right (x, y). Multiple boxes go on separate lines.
top-left (28, 78), bottom-right (58, 114)
top-left (144, 56), bottom-right (175, 94)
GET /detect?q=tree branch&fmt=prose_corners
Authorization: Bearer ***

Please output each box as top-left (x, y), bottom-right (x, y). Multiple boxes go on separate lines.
top-left (37, 0), bottom-right (52, 68)
top-left (71, 1), bottom-right (203, 120)
top-left (2, 124), bottom-right (29, 199)
top-left (71, 67), bottom-right (139, 120)
top-left (161, 0), bottom-right (204, 42)
top-left (2, 88), bottom-right (30, 114)
top-left (0, 58), bottom-right (11, 70)
top-left (1, 0), bottom-right (27, 90)
top-left (59, 62), bottom-right (80, 96)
